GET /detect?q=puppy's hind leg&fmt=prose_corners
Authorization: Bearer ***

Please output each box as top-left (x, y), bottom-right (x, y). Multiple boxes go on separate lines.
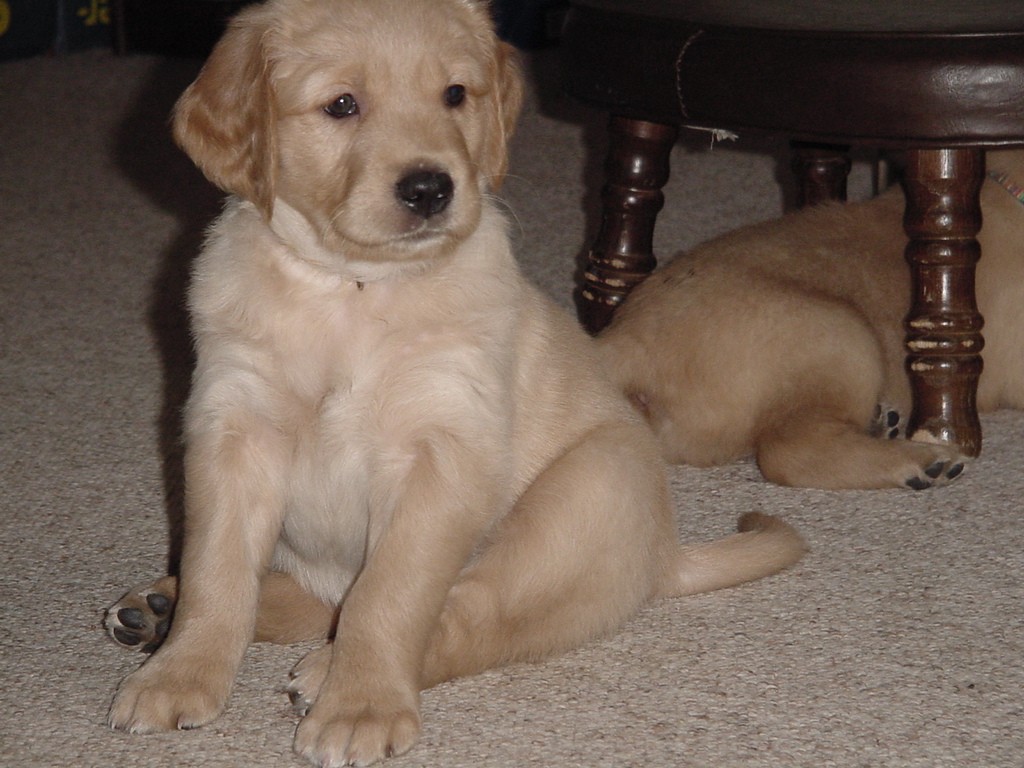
top-left (105, 575), bottom-right (179, 652)
top-left (251, 572), bottom-right (337, 644)
top-left (753, 322), bottom-right (967, 490)
top-left (418, 422), bottom-right (679, 688)
top-left (756, 413), bottom-right (967, 490)
top-left (105, 571), bottom-right (335, 651)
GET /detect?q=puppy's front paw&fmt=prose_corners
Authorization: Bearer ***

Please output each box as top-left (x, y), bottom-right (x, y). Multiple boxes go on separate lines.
top-left (292, 680), bottom-right (421, 767)
top-left (108, 654), bottom-right (231, 733)
top-left (105, 576), bottom-right (177, 652)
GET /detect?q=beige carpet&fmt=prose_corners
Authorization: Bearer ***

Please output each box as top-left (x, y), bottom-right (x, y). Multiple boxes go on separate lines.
top-left (2, 47), bottom-right (1022, 768)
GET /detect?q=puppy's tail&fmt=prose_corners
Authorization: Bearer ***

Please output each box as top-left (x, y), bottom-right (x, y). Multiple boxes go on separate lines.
top-left (660, 513), bottom-right (807, 598)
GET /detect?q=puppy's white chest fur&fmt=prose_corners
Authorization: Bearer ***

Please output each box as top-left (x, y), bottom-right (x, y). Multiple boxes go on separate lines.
top-left (274, 401), bottom-right (385, 605)
top-left (191, 200), bottom-right (516, 604)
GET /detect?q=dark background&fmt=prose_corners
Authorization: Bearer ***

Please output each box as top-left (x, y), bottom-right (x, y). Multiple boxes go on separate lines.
top-left (0, 0), bottom-right (566, 61)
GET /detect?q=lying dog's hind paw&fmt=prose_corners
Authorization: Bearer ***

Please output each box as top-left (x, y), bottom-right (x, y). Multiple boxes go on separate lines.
top-left (870, 404), bottom-right (903, 440)
top-left (104, 578), bottom-right (177, 652)
top-left (904, 457), bottom-right (966, 490)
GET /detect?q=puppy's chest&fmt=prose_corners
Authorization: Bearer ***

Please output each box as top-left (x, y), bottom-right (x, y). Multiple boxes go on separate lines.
top-left (269, 287), bottom-right (388, 396)
top-left (264, 278), bottom-right (498, 401)
top-left (267, 305), bottom-right (425, 592)
top-left (263, 288), bottom-right (506, 588)
top-left (269, 291), bottom-right (420, 484)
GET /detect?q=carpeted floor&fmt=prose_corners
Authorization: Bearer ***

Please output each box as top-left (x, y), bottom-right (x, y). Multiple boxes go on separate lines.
top-left (2, 47), bottom-right (1022, 768)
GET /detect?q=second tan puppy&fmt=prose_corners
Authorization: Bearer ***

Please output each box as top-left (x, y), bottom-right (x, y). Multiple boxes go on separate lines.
top-left (103, 0), bottom-right (805, 766)
top-left (599, 151), bottom-right (1024, 490)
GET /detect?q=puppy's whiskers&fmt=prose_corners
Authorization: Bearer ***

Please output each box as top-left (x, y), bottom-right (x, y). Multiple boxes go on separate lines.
top-left (485, 192), bottom-right (524, 239)
top-left (325, 203), bottom-right (351, 240)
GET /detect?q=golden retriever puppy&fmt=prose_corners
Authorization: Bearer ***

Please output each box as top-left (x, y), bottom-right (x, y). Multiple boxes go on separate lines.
top-left (104, 0), bottom-right (805, 764)
top-left (598, 150), bottom-right (1024, 490)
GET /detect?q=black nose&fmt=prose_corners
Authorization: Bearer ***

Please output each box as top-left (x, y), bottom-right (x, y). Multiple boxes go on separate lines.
top-left (396, 169), bottom-right (454, 219)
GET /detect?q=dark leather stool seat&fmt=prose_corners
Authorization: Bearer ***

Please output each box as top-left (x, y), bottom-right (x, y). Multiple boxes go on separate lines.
top-left (561, 0), bottom-right (1024, 455)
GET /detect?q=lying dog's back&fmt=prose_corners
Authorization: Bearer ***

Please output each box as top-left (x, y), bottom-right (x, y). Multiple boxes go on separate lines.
top-left (599, 151), bottom-right (1024, 489)
top-left (974, 153), bottom-right (1024, 411)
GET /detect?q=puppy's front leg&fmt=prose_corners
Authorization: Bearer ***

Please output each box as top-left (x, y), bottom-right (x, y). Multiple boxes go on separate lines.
top-left (293, 440), bottom-right (499, 767)
top-left (109, 415), bottom-right (287, 732)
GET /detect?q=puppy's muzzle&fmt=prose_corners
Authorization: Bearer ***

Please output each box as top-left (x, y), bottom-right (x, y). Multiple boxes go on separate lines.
top-left (396, 169), bottom-right (454, 219)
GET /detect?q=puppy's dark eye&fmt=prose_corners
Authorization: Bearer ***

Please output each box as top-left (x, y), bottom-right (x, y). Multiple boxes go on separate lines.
top-left (444, 84), bottom-right (466, 108)
top-left (324, 93), bottom-right (359, 118)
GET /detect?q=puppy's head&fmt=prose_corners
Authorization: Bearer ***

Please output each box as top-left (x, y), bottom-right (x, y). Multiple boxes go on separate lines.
top-left (173, 0), bottom-right (523, 266)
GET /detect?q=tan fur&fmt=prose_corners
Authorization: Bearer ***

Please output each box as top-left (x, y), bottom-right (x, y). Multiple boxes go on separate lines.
top-left (104, 1), bottom-right (805, 764)
top-left (599, 150), bottom-right (1024, 490)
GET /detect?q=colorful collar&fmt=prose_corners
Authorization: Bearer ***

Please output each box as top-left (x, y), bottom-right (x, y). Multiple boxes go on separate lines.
top-left (988, 170), bottom-right (1024, 205)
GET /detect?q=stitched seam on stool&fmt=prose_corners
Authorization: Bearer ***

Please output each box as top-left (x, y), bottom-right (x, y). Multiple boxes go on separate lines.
top-left (676, 29), bottom-right (704, 120)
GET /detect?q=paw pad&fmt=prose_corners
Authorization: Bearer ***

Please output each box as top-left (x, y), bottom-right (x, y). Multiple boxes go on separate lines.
top-left (871, 404), bottom-right (903, 440)
top-left (904, 458), bottom-right (968, 491)
top-left (105, 587), bottom-right (175, 653)
top-left (905, 475), bottom-right (932, 491)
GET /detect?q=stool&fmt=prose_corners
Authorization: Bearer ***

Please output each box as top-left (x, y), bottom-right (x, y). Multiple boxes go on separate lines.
top-left (560, 0), bottom-right (1024, 456)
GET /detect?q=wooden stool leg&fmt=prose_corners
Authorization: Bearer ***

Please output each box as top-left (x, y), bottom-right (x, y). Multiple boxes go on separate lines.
top-left (901, 148), bottom-right (985, 456)
top-left (791, 142), bottom-right (851, 206)
top-left (577, 116), bottom-right (678, 333)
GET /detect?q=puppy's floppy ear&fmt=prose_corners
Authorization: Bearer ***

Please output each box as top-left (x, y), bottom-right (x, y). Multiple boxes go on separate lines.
top-left (481, 40), bottom-right (524, 190)
top-left (172, 9), bottom-right (278, 216)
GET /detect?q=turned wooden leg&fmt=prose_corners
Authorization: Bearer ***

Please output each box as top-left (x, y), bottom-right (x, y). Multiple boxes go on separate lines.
top-left (791, 142), bottom-right (851, 207)
top-left (901, 148), bottom-right (985, 456)
top-left (577, 115), bottom-right (678, 333)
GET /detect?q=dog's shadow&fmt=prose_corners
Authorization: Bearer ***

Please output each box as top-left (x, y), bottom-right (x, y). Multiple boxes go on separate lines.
top-left (114, 56), bottom-right (222, 574)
